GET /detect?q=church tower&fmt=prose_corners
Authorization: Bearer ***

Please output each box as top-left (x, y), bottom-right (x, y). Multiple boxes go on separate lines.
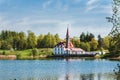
top-left (66, 28), bottom-right (69, 48)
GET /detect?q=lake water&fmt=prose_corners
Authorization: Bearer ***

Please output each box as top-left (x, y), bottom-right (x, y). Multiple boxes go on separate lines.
top-left (0, 59), bottom-right (119, 80)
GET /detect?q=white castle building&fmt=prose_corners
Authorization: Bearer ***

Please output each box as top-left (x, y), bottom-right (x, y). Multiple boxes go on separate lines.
top-left (53, 28), bottom-right (85, 55)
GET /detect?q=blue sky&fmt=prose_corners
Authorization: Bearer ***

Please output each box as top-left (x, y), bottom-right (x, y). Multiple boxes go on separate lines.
top-left (0, 0), bottom-right (113, 38)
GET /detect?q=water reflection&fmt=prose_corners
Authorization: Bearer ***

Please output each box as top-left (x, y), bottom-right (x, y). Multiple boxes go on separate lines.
top-left (0, 59), bottom-right (119, 80)
top-left (63, 59), bottom-right (115, 80)
top-left (114, 64), bottom-right (120, 80)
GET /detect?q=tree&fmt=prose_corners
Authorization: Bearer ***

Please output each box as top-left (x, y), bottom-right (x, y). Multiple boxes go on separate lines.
top-left (31, 48), bottom-right (38, 58)
top-left (106, 0), bottom-right (120, 56)
top-left (71, 37), bottom-right (80, 47)
top-left (79, 42), bottom-right (90, 51)
top-left (89, 33), bottom-right (95, 41)
top-left (50, 34), bottom-right (57, 48)
top-left (27, 31), bottom-right (37, 49)
top-left (80, 32), bottom-right (86, 42)
top-left (89, 38), bottom-right (98, 51)
top-left (17, 32), bottom-right (27, 50)
top-left (80, 32), bottom-right (95, 42)
top-left (37, 34), bottom-right (44, 48)
top-left (40, 33), bottom-right (51, 48)
top-left (98, 34), bottom-right (104, 53)
top-left (102, 36), bottom-right (111, 49)
top-left (1, 40), bottom-right (12, 50)
top-left (54, 34), bottom-right (61, 43)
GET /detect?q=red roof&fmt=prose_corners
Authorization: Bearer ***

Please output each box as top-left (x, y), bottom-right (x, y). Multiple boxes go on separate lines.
top-left (71, 48), bottom-right (85, 52)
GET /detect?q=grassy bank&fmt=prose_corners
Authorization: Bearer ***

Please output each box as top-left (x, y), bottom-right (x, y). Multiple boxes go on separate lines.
top-left (0, 49), bottom-right (119, 60)
top-left (0, 48), bottom-right (53, 60)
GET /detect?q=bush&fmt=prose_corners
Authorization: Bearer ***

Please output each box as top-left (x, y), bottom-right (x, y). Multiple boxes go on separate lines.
top-left (31, 48), bottom-right (38, 57)
top-left (2, 51), bottom-right (6, 55)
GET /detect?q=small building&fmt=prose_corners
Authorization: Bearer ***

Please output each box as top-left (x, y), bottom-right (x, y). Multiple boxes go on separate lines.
top-left (53, 28), bottom-right (85, 55)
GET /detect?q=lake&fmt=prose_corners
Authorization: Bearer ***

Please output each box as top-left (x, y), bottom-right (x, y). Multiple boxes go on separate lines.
top-left (0, 59), bottom-right (119, 80)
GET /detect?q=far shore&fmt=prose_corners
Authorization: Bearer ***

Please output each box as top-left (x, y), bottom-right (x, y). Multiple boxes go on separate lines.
top-left (0, 54), bottom-right (120, 60)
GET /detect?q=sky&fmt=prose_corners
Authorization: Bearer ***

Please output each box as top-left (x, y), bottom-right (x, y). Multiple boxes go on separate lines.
top-left (0, 0), bottom-right (113, 38)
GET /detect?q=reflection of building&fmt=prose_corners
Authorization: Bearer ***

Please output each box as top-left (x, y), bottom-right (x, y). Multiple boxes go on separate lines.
top-left (53, 28), bottom-right (85, 55)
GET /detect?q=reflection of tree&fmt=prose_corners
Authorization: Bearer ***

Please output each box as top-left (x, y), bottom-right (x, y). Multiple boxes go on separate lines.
top-left (113, 64), bottom-right (120, 80)
top-left (80, 74), bottom-right (94, 80)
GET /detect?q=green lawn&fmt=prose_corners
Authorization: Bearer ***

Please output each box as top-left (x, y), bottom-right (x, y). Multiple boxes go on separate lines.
top-left (0, 48), bottom-right (53, 59)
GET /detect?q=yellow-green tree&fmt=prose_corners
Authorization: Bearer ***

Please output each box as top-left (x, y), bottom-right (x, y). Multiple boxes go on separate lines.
top-left (103, 36), bottom-right (111, 49)
top-left (89, 38), bottom-right (98, 51)
top-left (79, 42), bottom-right (90, 51)
top-left (71, 37), bottom-right (80, 48)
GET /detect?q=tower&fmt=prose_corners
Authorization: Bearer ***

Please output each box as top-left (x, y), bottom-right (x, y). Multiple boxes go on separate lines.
top-left (66, 28), bottom-right (69, 48)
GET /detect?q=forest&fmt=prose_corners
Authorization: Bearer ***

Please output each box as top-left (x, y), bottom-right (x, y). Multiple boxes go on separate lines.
top-left (0, 29), bottom-right (119, 58)
top-left (0, 31), bottom-right (112, 50)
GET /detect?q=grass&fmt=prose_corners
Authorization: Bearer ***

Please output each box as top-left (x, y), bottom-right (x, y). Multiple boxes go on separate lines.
top-left (0, 48), bottom-right (53, 59)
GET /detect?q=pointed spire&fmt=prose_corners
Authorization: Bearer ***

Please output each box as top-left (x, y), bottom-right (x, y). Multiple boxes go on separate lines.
top-left (66, 24), bottom-right (69, 37)
top-left (66, 26), bottom-right (70, 48)
top-left (66, 27), bottom-right (69, 37)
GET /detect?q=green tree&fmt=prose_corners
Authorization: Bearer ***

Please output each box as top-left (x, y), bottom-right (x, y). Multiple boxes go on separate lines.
top-left (12, 35), bottom-right (20, 50)
top-left (79, 42), bottom-right (90, 51)
top-left (89, 33), bottom-right (95, 41)
top-left (50, 34), bottom-right (57, 48)
top-left (41, 33), bottom-right (51, 48)
top-left (103, 36), bottom-right (111, 49)
top-left (1, 40), bottom-right (12, 50)
top-left (37, 34), bottom-right (44, 48)
top-left (80, 32), bottom-right (95, 42)
top-left (71, 37), bottom-right (80, 47)
top-left (80, 32), bottom-right (86, 42)
top-left (106, 0), bottom-right (120, 56)
top-left (27, 31), bottom-right (37, 49)
top-left (0, 40), bottom-right (2, 49)
top-left (98, 34), bottom-right (103, 53)
top-left (89, 38), bottom-right (98, 51)
top-left (31, 48), bottom-right (38, 58)
top-left (54, 34), bottom-right (61, 43)
top-left (16, 32), bottom-right (27, 50)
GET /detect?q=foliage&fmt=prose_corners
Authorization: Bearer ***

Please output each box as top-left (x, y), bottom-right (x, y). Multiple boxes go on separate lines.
top-left (80, 32), bottom-right (94, 42)
top-left (0, 29), bottom-right (116, 54)
top-left (98, 34), bottom-right (103, 48)
top-left (71, 37), bottom-right (80, 47)
top-left (106, 0), bottom-right (120, 56)
top-left (0, 30), bottom-right (61, 50)
top-left (79, 42), bottom-right (90, 51)
top-left (98, 34), bottom-right (104, 53)
top-left (102, 36), bottom-right (111, 49)
top-left (89, 38), bottom-right (98, 51)
top-left (31, 48), bottom-right (38, 57)
top-left (27, 31), bottom-right (37, 49)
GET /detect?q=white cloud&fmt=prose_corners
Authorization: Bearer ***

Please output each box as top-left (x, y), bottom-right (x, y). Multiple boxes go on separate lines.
top-left (85, 0), bottom-right (112, 15)
top-left (87, 0), bottom-right (98, 6)
top-left (86, 0), bottom-right (99, 12)
top-left (0, 15), bottom-right (111, 39)
top-left (0, 16), bottom-right (75, 37)
top-left (86, 5), bottom-right (98, 12)
top-left (42, 0), bottom-right (53, 9)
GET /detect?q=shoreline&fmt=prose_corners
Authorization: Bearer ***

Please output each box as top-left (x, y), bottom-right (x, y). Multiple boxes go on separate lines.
top-left (0, 54), bottom-right (120, 60)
